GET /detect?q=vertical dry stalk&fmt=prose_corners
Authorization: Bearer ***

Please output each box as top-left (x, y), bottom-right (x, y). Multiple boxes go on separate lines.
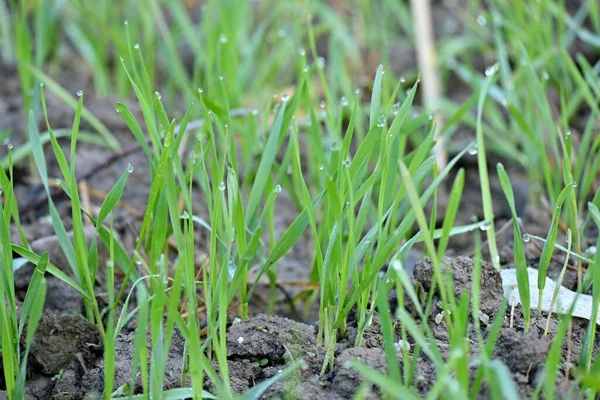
top-left (410, 0), bottom-right (447, 169)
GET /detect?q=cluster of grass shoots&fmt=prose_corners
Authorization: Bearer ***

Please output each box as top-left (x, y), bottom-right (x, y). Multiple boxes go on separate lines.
top-left (2, 0), bottom-right (600, 399)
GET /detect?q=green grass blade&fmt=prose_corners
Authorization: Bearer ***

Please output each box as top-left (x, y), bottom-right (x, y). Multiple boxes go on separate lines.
top-left (497, 163), bottom-right (530, 331)
top-left (476, 63), bottom-right (500, 270)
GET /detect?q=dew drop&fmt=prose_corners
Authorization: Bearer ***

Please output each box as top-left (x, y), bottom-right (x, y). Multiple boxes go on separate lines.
top-left (480, 221), bottom-right (491, 231)
top-left (377, 114), bottom-right (387, 128)
top-left (523, 234), bottom-right (531, 242)
top-left (400, 77), bottom-right (406, 83)
top-left (302, 66), bottom-right (309, 73)
top-left (219, 76), bottom-right (224, 81)
top-left (134, 43), bottom-right (140, 49)
top-left (477, 14), bottom-right (487, 26)
top-left (468, 144), bottom-right (478, 156)
top-left (542, 71), bottom-right (549, 80)
top-left (124, 20), bottom-right (128, 25)
top-left (286, 165), bottom-right (292, 175)
top-left (318, 164), bottom-right (324, 171)
top-left (340, 96), bottom-right (348, 107)
top-left (485, 64), bottom-right (498, 77)
top-left (317, 57), bottom-right (326, 69)
top-left (218, 181), bottom-right (226, 191)
top-left (39, 82), bottom-right (44, 87)
top-left (566, 129), bottom-right (571, 137)
top-left (331, 141), bottom-right (340, 151)
top-left (127, 164), bottom-right (134, 173)
top-left (77, 90), bottom-right (83, 97)
top-left (354, 88), bottom-right (360, 95)
top-left (572, 181), bottom-right (577, 188)
top-left (274, 184), bottom-right (282, 193)
top-left (343, 158), bottom-right (351, 168)
top-left (55, 179), bottom-right (63, 186)
top-left (298, 48), bottom-right (306, 56)
top-left (219, 33), bottom-right (228, 44)
top-left (198, 88), bottom-right (204, 94)
top-left (251, 108), bottom-right (259, 116)
top-left (320, 100), bottom-right (326, 109)
top-left (155, 91), bottom-right (162, 100)
top-left (6, 143), bottom-right (13, 150)
top-left (281, 94), bottom-right (290, 103)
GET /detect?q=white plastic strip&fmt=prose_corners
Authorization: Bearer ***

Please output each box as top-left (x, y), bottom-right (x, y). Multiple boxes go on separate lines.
top-left (501, 267), bottom-right (600, 325)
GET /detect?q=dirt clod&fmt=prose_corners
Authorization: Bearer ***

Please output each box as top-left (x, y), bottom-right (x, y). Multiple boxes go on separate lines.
top-left (413, 256), bottom-right (504, 315)
top-left (26, 315), bottom-right (102, 376)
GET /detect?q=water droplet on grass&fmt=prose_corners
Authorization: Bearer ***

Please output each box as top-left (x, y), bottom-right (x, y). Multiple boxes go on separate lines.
top-left (281, 94), bottom-right (290, 103)
top-left (6, 143), bottom-right (12, 150)
top-left (77, 90), bottom-right (83, 97)
top-left (572, 181), bottom-right (577, 188)
top-left (127, 164), bottom-right (134, 173)
top-left (340, 96), bottom-right (348, 107)
top-left (134, 43), bottom-right (140, 49)
top-left (477, 14), bottom-right (487, 26)
top-left (317, 57), bottom-right (326, 69)
top-left (318, 164), bottom-right (324, 171)
top-left (274, 184), bottom-right (282, 193)
top-left (480, 221), bottom-right (491, 231)
top-left (485, 64), bottom-right (498, 76)
top-left (523, 234), bottom-right (531, 242)
top-left (218, 181), bottom-right (226, 191)
top-left (198, 88), bottom-right (204, 94)
top-left (298, 48), bottom-right (306, 56)
top-left (400, 77), bottom-right (406, 83)
top-left (468, 144), bottom-right (478, 155)
top-left (219, 34), bottom-right (228, 44)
